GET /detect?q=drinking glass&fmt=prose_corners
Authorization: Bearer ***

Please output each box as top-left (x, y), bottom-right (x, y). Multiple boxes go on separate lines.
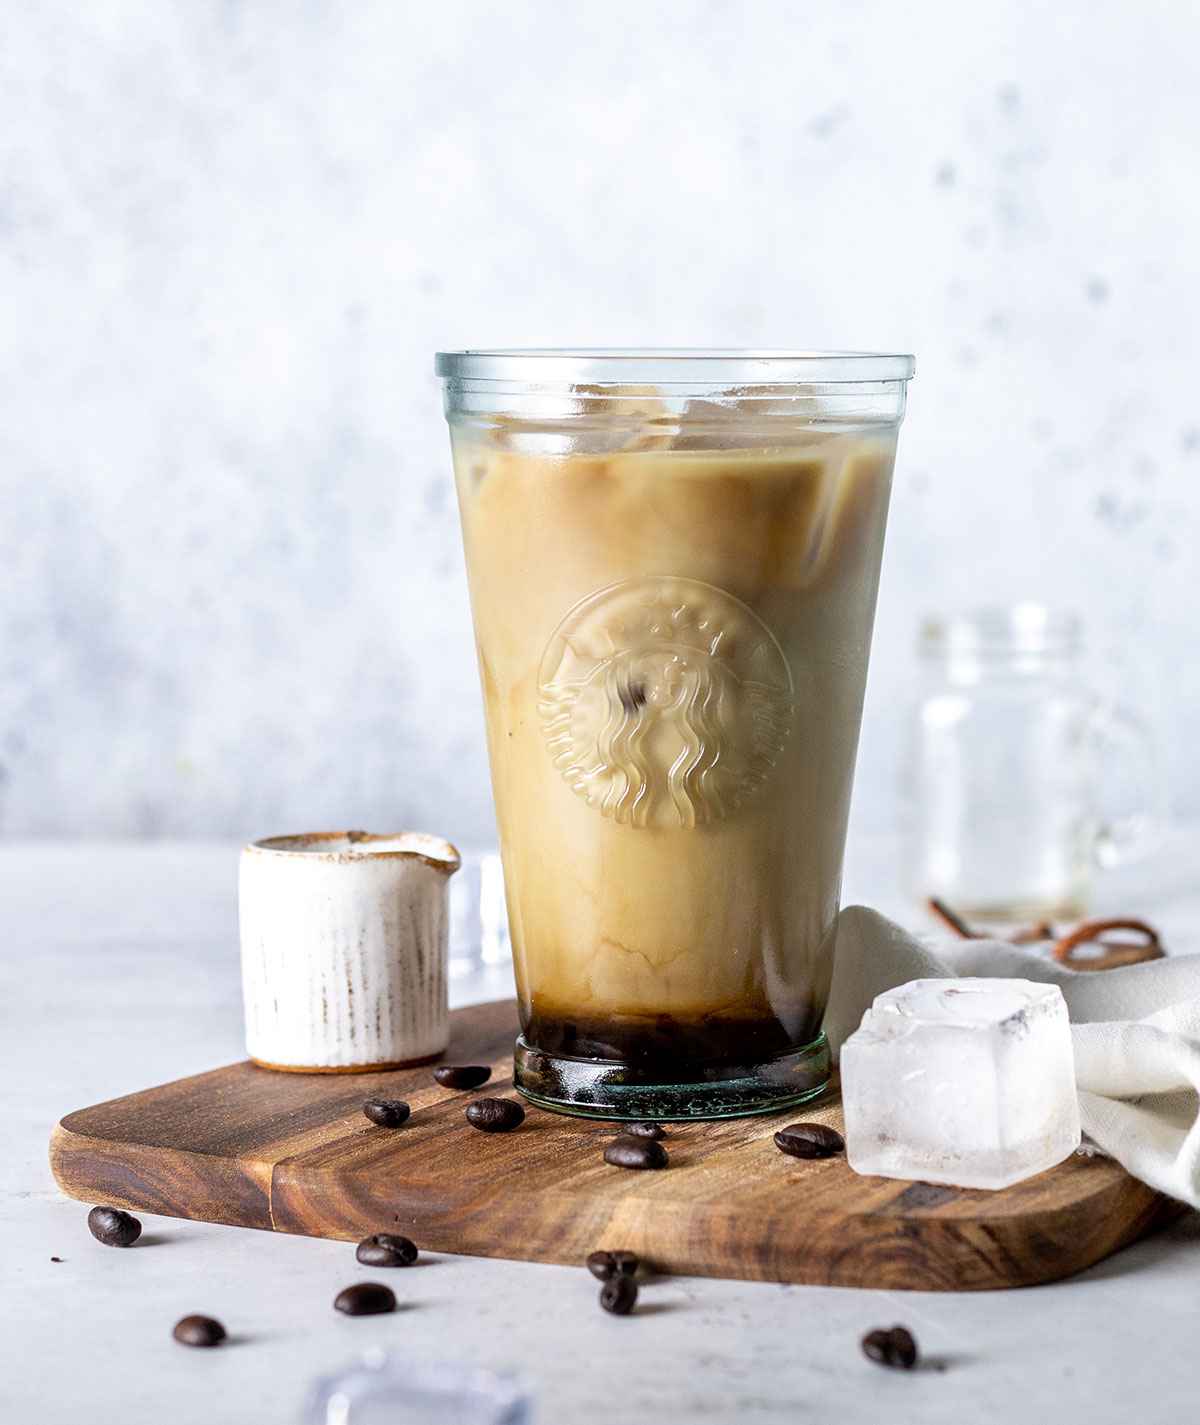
top-left (902, 605), bottom-right (1162, 921)
top-left (449, 848), bottom-right (511, 977)
top-left (439, 349), bottom-right (913, 1118)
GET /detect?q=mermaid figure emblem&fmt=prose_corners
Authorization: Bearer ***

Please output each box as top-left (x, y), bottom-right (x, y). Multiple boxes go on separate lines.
top-left (538, 577), bottom-right (793, 830)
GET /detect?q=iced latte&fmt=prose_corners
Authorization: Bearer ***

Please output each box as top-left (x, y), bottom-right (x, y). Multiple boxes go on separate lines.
top-left (438, 351), bottom-right (913, 1118)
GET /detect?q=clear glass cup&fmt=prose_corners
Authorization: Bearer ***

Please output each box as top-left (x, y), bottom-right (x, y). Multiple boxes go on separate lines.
top-left (902, 605), bottom-right (1162, 922)
top-left (438, 349), bottom-right (913, 1118)
top-left (449, 848), bottom-right (511, 977)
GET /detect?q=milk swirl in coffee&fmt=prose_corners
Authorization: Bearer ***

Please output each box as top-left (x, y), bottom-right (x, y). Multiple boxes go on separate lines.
top-left (451, 397), bottom-right (896, 1082)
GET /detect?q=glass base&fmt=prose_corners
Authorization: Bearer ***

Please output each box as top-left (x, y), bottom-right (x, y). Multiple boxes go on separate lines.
top-left (512, 1032), bottom-right (830, 1121)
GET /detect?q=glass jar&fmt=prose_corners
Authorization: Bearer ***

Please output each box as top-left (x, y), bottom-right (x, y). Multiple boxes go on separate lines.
top-left (902, 605), bottom-right (1161, 922)
top-left (438, 349), bottom-right (914, 1118)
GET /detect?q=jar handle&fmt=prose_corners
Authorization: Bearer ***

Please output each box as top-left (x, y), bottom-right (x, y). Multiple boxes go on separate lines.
top-left (1088, 699), bottom-right (1165, 868)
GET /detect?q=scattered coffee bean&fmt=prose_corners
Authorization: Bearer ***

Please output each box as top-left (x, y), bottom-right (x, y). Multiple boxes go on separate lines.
top-left (586, 1249), bottom-right (639, 1281)
top-left (861, 1330), bottom-right (890, 1366)
top-left (603, 1136), bottom-right (668, 1170)
top-left (173, 1315), bottom-right (226, 1348)
top-left (356, 1233), bottom-right (419, 1268)
top-left (362, 1098), bottom-right (411, 1129)
top-left (334, 1282), bottom-right (397, 1316)
top-left (862, 1325), bottom-right (919, 1370)
top-left (773, 1122), bottom-right (845, 1160)
top-left (587, 1250), bottom-right (617, 1280)
top-left (433, 1064), bottom-right (492, 1091)
top-left (624, 1122), bottom-right (665, 1140)
top-left (465, 1098), bottom-right (525, 1133)
top-left (50, 1256), bottom-right (63, 1263)
top-left (87, 1206), bottom-right (142, 1248)
top-left (599, 1275), bottom-right (638, 1315)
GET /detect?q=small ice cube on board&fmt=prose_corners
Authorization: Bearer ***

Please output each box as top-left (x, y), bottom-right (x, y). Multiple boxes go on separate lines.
top-left (840, 978), bottom-right (1081, 1190)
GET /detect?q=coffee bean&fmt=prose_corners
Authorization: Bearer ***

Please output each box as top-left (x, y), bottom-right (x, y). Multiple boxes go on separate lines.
top-left (773, 1122), bottom-right (845, 1159)
top-left (334, 1282), bottom-right (397, 1316)
top-left (173, 1315), bottom-right (226, 1348)
top-left (586, 1248), bottom-right (639, 1281)
top-left (362, 1098), bottom-right (411, 1129)
top-left (587, 1250), bottom-right (617, 1280)
top-left (603, 1136), bottom-right (668, 1170)
top-left (861, 1329), bottom-right (892, 1365)
top-left (356, 1233), bottom-right (418, 1268)
top-left (465, 1098), bottom-right (525, 1133)
top-left (599, 1275), bottom-right (638, 1315)
top-left (433, 1064), bottom-right (491, 1090)
top-left (887, 1326), bottom-right (918, 1368)
top-left (862, 1325), bottom-right (919, 1370)
top-left (87, 1206), bottom-right (142, 1247)
top-left (624, 1122), bottom-right (665, 1140)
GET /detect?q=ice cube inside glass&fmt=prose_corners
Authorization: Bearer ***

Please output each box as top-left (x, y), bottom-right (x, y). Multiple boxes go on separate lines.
top-left (840, 978), bottom-right (1081, 1189)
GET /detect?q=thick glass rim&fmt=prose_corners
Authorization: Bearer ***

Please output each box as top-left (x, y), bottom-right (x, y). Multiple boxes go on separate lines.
top-left (435, 348), bottom-right (914, 385)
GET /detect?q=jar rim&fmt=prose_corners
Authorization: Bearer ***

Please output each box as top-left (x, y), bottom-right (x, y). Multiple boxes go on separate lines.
top-left (435, 348), bottom-right (915, 385)
top-left (921, 605), bottom-right (1082, 659)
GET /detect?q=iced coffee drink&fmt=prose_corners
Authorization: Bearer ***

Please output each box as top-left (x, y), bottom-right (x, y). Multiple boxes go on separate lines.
top-left (438, 351), bottom-right (913, 1118)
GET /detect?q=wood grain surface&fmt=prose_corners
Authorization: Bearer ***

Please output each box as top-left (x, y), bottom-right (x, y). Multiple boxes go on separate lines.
top-left (50, 999), bottom-right (1183, 1291)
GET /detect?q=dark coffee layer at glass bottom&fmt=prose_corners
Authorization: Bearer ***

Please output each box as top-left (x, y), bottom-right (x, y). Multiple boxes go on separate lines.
top-left (522, 1009), bottom-right (818, 1082)
top-left (513, 1030), bottom-right (830, 1121)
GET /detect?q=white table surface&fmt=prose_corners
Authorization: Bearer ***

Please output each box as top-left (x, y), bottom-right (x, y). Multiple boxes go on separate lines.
top-left (4, 834), bottom-right (1199, 1424)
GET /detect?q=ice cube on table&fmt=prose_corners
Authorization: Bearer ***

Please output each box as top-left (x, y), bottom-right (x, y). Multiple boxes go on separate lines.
top-left (840, 978), bottom-right (1081, 1190)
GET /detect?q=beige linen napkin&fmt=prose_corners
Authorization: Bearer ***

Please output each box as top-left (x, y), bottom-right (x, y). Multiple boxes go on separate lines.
top-left (826, 906), bottom-right (1200, 1207)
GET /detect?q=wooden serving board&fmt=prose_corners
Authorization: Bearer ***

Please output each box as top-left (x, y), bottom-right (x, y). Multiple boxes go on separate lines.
top-left (50, 999), bottom-right (1182, 1291)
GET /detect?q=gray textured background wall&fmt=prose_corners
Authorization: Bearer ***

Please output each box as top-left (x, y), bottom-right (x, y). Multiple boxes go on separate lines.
top-left (3, 0), bottom-right (1198, 845)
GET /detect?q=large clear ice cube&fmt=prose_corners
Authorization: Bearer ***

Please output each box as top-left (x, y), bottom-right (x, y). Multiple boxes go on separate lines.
top-left (840, 978), bottom-right (1081, 1189)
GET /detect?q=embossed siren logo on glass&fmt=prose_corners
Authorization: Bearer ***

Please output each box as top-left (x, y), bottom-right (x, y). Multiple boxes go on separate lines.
top-left (538, 577), bottom-right (793, 830)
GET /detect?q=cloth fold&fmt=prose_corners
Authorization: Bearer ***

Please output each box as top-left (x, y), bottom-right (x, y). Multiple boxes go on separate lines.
top-left (825, 906), bottom-right (1200, 1208)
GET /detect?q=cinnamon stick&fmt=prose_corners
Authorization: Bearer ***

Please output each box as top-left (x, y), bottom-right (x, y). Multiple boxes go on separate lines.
top-left (1052, 918), bottom-right (1164, 972)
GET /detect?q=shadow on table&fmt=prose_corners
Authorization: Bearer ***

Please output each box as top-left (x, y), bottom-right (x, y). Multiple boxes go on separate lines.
top-left (1074, 1208), bottom-right (1200, 1283)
